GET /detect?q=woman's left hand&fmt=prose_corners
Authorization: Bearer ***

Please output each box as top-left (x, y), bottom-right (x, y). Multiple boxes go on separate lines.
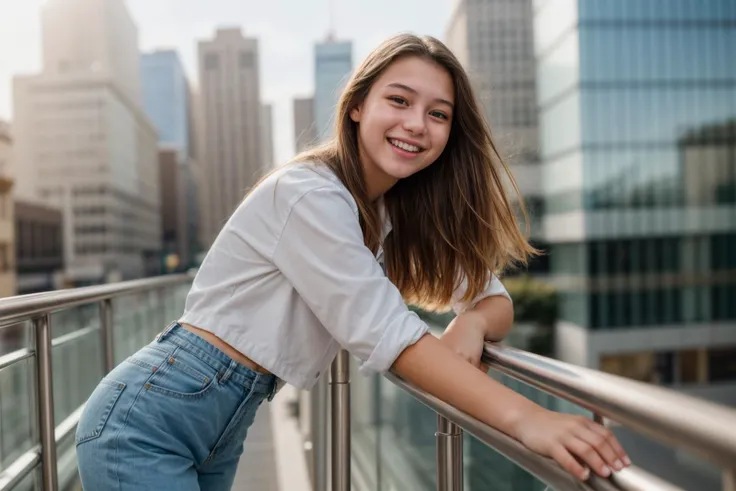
top-left (439, 310), bottom-right (490, 371)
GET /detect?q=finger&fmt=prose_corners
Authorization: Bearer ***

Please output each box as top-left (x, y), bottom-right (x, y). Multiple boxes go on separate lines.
top-left (564, 436), bottom-right (612, 478)
top-left (574, 424), bottom-right (623, 472)
top-left (550, 445), bottom-right (590, 481)
top-left (479, 362), bottom-right (490, 373)
top-left (586, 420), bottom-right (631, 467)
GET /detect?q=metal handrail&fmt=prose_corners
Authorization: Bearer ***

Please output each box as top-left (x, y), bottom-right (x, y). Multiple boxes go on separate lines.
top-left (0, 273), bottom-right (194, 491)
top-left (326, 341), bottom-right (736, 491)
top-left (481, 344), bottom-right (736, 469)
top-left (384, 372), bottom-right (685, 491)
top-left (0, 273), bottom-right (192, 329)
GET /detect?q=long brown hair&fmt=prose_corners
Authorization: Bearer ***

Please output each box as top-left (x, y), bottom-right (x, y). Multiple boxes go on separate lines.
top-left (293, 34), bottom-right (538, 311)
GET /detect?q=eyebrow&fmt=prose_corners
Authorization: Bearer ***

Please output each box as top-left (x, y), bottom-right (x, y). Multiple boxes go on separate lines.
top-left (386, 82), bottom-right (454, 109)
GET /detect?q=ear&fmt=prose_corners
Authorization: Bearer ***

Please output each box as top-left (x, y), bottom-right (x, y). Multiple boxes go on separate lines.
top-left (350, 104), bottom-right (362, 123)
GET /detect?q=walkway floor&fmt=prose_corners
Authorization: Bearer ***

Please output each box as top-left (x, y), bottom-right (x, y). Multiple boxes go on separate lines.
top-left (233, 385), bottom-right (311, 491)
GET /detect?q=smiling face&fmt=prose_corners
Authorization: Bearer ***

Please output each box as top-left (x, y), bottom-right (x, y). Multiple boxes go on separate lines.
top-left (349, 56), bottom-right (455, 199)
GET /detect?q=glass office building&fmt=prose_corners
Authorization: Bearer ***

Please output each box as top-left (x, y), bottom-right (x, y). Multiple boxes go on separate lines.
top-left (537, 0), bottom-right (736, 353)
top-left (314, 39), bottom-right (353, 142)
top-left (140, 50), bottom-right (199, 266)
top-left (141, 50), bottom-right (190, 154)
top-left (536, 2), bottom-right (735, 487)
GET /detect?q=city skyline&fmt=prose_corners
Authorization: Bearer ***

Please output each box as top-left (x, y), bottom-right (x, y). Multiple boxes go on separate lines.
top-left (0, 0), bottom-right (453, 166)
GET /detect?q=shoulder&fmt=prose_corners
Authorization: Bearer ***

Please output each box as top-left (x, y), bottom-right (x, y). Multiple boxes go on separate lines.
top-left (245, 162), bottom-right (359, 220)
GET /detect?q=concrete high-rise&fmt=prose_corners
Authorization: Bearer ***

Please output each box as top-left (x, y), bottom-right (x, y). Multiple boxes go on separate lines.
top-left (293, 97), bottom-right (317, 154)
top-left (197, 28), bottom-right (262, 247)
top-left (41, 0), bottom-right (141, 104)
top-left (445, 0), bottom-right (544, 249)
top-left (261, 103), bottom-right (274, 169)
top-left (0, 121), bottom-right (16, 297)
top-left (314, 39), bottom-right (352, 142)
top-left (13, 0), bottom-right (161, 283)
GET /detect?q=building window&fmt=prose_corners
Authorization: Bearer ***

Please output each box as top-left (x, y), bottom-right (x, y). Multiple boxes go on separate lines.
top-left (709, 347), bottom-right (736, 383)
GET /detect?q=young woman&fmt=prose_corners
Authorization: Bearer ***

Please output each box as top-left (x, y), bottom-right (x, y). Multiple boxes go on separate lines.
top-left (76, 34), bottom-right (630, 490)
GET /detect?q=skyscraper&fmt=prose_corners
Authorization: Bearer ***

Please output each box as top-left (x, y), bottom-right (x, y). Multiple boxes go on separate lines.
top-left (445, 0), bottom-right (545, 254)
top-left (141, 50), bottom-right (190, 154)
top-left (314, 39), bottom-right (352, 142)
top-left (261, 103), bottom-right (274, 169)
top-left (141, 49), bottom-right (197, 268)
top-left (13, 0), bottom-right (161, 284)
top-left (0, 121), bottom-right (16, 297)
top-left (536, 2), bottom-right (736, 486)
top-left (197, 28), bottom-right (262, 247)
top-left (41, 0), bottom-right (141, 104)
top-left (293, 97), bottom-right (317, 153)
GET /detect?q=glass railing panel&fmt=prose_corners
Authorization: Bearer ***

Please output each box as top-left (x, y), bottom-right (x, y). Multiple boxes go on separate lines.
top-left (0, 324), bottom-right (35, 474)
top-left (351, 360), bottom-right (437, 490)
top-left (50, 304), bottom-right (104, 429)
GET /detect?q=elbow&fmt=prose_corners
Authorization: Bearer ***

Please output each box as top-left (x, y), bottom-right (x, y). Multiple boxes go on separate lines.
top-left (475, 295), bottom-right (514, 341)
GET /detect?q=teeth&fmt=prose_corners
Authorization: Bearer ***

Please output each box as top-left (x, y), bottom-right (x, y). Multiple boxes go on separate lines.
top-left (389, 138), bottom-right (421, 153)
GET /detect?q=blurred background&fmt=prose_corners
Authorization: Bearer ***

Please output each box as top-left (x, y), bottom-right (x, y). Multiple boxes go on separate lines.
top-left (0, 0), bottom-right (734, 490)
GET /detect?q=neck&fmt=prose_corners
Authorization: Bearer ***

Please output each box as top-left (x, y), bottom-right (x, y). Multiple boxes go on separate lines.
top-left (359, 143), bottom-right (397, 201)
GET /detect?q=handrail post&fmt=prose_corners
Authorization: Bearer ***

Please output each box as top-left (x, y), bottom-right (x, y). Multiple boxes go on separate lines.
top-left (34, 315), bottom-right (59, 491)
top-left (310, 376), bottom-right (329, 491)
top-left (330, 349), bottom-right (351, 491)
top-left (99, 299), bottom-right (114, 373)
top-left (436, 415), bottom-right (463, 491)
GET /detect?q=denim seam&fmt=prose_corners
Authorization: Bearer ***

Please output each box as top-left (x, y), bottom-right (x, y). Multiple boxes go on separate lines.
top-left (203, 378), bottom-right (259, 465)
top-left (112, 369), bottom-right (159, 490)
top-left (111, 347), bottom-right (172, 489)
top-left (219, 376), bottom-right (260, 450)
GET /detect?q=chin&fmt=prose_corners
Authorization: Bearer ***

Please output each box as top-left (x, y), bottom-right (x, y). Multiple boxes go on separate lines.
top-left (381, 161), bottom-right (427, 180)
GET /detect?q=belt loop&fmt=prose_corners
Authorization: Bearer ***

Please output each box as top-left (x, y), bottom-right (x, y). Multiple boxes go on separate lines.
top-left (267, 378), bottom-right (280, 402)
top-left (156, 321), bottom-right (178, 342)
top-left (219, 359), bottom-right (237, 384)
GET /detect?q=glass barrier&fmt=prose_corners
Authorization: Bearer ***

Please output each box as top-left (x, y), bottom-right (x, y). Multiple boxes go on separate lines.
top-left (0, 279), bottom-right (192, 491)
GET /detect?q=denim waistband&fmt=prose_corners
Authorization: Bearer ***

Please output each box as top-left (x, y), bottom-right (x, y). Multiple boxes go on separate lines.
top-left (155, 321), bottom-right (277, 398)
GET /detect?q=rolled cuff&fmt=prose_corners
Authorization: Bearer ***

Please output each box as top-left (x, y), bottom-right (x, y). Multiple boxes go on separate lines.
top-left (357, 312), bottom-right (429, 376)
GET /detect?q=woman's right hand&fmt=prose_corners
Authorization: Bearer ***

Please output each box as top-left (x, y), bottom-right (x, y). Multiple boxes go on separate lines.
top-left (514, 408), bottom-right (631, 481)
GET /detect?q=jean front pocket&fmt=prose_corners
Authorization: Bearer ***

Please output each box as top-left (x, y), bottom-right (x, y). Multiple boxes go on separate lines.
top-left (134, 347), bottom-right (219, 400)
top-left (76, 379), bottom-right (126, 445)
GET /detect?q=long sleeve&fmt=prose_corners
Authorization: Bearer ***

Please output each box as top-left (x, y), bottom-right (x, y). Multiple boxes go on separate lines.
top-left (271, 185), bottom-right (429, 374)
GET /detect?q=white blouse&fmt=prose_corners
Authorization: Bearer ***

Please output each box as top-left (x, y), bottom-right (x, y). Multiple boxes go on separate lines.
top-left (179, 163), bottom-right (510, 390)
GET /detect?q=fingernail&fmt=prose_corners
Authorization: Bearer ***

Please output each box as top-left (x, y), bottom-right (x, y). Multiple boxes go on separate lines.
top-left (601, 466), bottom-right (611, 477)
top-left (614, 459), bottom-right (624, 471)
top-left (581, 468), bottom-right (590, 480)
top-left (623, 456), bottom-right (632, 466)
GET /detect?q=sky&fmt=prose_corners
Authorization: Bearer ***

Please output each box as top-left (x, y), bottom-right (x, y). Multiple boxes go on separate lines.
top-left (0, 0), bottom-right (454, 164)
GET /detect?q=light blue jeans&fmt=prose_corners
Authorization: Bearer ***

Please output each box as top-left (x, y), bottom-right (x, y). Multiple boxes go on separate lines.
top-left (75, 322), bottom-right (277, 490)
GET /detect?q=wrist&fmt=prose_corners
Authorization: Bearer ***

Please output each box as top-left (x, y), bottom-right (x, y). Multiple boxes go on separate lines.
top-left (504, 401), bottom-right (547, 440)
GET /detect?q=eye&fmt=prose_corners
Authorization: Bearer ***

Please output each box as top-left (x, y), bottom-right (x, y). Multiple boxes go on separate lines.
top-left (430, 110), bottom-right (449, 120)
top-left (388, 96), bottom-right (409, 106)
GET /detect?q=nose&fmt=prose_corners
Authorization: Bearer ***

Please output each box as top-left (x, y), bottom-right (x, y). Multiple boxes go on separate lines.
top-left (402, 108), bottom-right (427, 135)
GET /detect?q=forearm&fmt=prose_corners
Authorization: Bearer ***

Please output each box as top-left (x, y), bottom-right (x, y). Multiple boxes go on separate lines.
top-left (393, 333), bottom-right (543, 440)
top-left (472, 295), bottom-right (514, 341)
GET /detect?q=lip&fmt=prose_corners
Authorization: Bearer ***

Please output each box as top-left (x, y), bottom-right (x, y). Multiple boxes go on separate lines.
top-left (387, 138), bottom-right (424, 159)
top-left (387, 136), bottom-right (425, 149)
